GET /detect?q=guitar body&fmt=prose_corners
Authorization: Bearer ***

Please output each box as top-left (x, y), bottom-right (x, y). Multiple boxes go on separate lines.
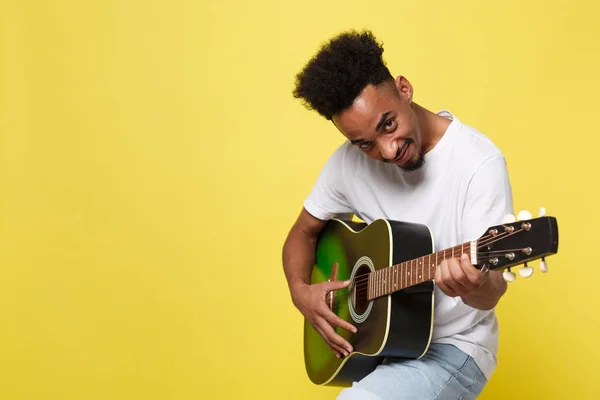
top-left (305, 218), bottom-right (436, 386)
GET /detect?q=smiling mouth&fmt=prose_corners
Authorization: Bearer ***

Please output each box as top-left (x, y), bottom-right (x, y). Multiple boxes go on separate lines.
top-left (394, 141), bottom-right (411, 163)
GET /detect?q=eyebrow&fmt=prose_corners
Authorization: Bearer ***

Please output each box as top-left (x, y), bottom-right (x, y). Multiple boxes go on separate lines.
top-left (350, 111), bottom-right (392, 145)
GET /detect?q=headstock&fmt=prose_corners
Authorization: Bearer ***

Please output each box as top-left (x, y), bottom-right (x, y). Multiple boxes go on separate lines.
top-left (475, 207), bottom-right (559, 282)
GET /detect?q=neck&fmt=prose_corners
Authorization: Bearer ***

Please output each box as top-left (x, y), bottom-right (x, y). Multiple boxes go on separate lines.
top-left (365, 240), bottom-right (478, 300)
top-left (411, 103), bottom-right (451, 155)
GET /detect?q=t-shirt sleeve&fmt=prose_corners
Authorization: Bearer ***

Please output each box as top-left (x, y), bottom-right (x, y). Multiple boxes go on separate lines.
top-left (462, 154), bottom-right (514, 242)
top-left (303, 144), bottom-right (355, 221)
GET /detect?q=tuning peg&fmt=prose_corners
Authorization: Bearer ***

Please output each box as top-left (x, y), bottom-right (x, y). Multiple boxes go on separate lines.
top-left (538, 207), bottom-right (546, 217)
top-left (503, 268), bottom-right (516, 282)
top-left (519, 263), bottom-right (534, 278)
top-left (517, 210), bottom-right (532, 221)
top-left (540, 257), bottom-right (548, 273)
top-left (502, 214), bottom-right (516, 223)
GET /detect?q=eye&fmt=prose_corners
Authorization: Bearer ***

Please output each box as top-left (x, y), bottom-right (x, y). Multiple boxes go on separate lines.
top-left (358, 141), bottom-right (372, 150)
top-left (384, 119), bottom-right (396, 131)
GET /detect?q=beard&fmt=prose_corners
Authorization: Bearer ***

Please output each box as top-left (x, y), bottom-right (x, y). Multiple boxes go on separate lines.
top-left (398, 149), bottom-right (425, 172)
top-left (385, 139), bottom-right (425, 172)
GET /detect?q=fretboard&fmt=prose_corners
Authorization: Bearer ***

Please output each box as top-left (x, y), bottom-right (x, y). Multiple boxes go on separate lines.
top-left (366, 241), bottom-right (477, 300)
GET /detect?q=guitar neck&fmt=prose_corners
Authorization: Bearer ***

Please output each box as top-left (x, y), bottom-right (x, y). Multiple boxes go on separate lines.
top-left (366, 241), bottom-right (477, 300)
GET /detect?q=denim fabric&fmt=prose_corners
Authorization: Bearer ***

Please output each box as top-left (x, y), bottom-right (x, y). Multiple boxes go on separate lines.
top-left (337, 344), bottom-right (487, 400)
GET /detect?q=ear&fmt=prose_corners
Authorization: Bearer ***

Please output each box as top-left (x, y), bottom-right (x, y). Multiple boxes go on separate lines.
top-left (395, 75), bottom-right (413, 103)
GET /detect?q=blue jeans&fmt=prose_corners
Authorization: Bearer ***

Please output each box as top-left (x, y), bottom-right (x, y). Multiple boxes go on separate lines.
top-left (337, 344), bottom-right (487, 400)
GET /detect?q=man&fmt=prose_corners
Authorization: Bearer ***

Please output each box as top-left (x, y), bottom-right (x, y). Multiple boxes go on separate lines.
top-left (282, 30), bottom-right (513, 399)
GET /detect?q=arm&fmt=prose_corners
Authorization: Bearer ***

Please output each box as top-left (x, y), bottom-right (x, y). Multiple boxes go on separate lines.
top-left (435, 154), bottom-right (513, 310)
top-left (282, 208), bottom-right (326, 295)
top-left (282, 208), bottom-right (357, 358)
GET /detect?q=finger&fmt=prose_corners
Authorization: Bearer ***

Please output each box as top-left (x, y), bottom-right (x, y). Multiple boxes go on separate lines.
top-left (316, 318), bottom-right (350, 356)
top-left (460, 254), bottom-right (483, 285)
top-left (323, 279), bottom-right (352, 291)
top-left (313, 323), bottom-right (344, 358)
top-left (447, 257), bottom-right (477, 293)
top-left (313, 320), bottom-right (344, 354)
top-left (439, 259), bottom-right (463, 295)
top-left (318, 316), bottom-right (353, 353)
top-left (321, 305), bottom-right (357, 333)
top-left (434, 276), bottom-right (455, 297)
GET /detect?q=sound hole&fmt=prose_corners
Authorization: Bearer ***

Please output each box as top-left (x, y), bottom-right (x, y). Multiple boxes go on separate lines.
top-left (352, 265), bottom-right (371, 314)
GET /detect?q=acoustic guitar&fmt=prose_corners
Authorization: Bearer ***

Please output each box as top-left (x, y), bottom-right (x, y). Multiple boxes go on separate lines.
top-left (304, 209), bottom-right (559, 386)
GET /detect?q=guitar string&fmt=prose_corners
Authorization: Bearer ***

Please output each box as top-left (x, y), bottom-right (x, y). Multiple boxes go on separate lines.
top-left (334, 228), bottom-right (516, 292)
top-left (325, 227), bottom-right (530, 307)
top-left (347, 244), bottom-right (531, 294)
top-left (344, 226), bottom-right (523, 289)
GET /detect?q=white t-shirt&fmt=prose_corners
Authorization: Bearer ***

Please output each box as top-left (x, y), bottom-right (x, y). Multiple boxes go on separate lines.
top-left (303, 110), bottom-right (514, 379)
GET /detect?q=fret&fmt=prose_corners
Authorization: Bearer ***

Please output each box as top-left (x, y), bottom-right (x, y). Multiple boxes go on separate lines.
top-left (373, 271), bottom-right (376, 298)
top-left (404, 262), bottom-right (407, 289)
top-left (416, 258), bottom-right (420, 282)
top-left (375, 270), bottom-right (377, 298)
top-left (414, 259), bottom-right (416, 285)
top-left (372, 271), bottom-right (375, 298)
top-left (383, 268), bottom-right (387, 295)
top-left (428, 254), bottom-right (431, 280)
top-left (387, 266), bottom-right (390, 294)
top-left (399, 263), bottom-right (402, 290)
top-left (384, 267), bottom-right (387, 295)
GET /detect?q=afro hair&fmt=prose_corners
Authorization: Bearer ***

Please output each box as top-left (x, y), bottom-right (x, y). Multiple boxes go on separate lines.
top-left (293, 30), bottom-right (394, 120)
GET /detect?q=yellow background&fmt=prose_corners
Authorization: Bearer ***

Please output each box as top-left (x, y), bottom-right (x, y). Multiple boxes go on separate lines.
top-left (1, 0), bottom-right (598, 398)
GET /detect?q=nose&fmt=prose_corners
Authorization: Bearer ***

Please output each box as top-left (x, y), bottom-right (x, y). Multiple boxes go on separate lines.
top-left (378, 137), bottom-right (399, 162)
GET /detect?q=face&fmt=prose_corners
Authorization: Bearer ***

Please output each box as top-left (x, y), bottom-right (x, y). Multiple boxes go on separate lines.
top-left (332, 77), bottom-right (424, 172)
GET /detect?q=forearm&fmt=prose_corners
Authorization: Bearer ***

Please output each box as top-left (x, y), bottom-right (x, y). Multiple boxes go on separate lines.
top-left (282, 228), bottom-right (317, 301)
top-left (461, 270), bottom-right (507, 310)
